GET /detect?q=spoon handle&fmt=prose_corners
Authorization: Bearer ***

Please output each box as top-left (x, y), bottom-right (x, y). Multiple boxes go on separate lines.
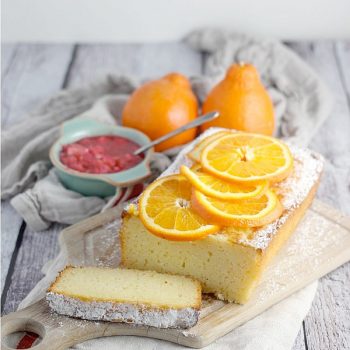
top-left (134, 111), bottom-right (219, 155)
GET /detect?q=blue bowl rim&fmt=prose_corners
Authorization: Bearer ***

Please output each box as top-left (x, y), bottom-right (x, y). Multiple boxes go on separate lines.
top-left (49, 120), bottom-right (153, 187)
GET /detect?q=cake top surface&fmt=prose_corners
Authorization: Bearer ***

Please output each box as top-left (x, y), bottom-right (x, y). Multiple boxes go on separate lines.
top-left (49, 266), bottom-right (201, 309)
top-left (126, 128), bottom-right (324, 251)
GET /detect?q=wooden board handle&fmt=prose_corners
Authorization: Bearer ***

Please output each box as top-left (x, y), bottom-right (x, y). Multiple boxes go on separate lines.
top-left (1, 300), bottom-right (74, 350)
top-left (0, 299), bottom-right (124, 350)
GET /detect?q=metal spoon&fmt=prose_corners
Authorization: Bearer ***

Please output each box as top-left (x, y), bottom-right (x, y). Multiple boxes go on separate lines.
top-left (134, 111), bottom-right (219, 155)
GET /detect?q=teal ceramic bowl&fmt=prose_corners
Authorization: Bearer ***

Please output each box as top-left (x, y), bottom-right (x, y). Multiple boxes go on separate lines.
top-left (50, 118), bottom-right (153, 197)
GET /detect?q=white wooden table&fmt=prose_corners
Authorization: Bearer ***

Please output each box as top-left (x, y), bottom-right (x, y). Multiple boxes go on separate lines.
top-left (1, 41), bottom-right (350, 350)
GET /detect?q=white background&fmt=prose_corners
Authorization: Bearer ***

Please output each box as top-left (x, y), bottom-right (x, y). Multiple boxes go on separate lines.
top-left (2, 0), bottom-right (350, 42)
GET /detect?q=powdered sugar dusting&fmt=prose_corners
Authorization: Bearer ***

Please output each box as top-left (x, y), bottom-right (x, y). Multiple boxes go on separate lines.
top-left (239, 145), bottom-right (324, 250)
top-left (46, 292), bottom-right (199, 329)
top-left (274, 144), bottom-right (324, 211)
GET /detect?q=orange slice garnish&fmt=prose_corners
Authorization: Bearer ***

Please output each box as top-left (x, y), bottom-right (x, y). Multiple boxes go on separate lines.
top-left (180, 164), bottom-right (268, 201)
top-left (139, 174), bottom-right (220, 241)
top-left (191, 189), bottom-right (283, 227)
top-left (187, 130), bottom-right (232, 162)
top-left (201, 132), bottom-right (293, 184)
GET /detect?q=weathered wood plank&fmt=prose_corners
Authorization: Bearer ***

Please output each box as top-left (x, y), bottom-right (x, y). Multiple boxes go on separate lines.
top-left (2, 225), bottom-right (63, 314)
top-left (1, 45), bottom-right (24, 293)
top-left (1, 44), bottom-right (74, 129)
top-left (335, 41), bottom-right (350, 101)
top-left (66, 42), bottom-right (202, 87)
top-left (1, 44), bottom-right (17, 75)
top-left (1, 44), bottom-right (74, 297)
top-left (288, 41), bottom-right (350, 350)
top-left (292, 327), bottom-right (306, 350)
top-left (308, 263), bottom-right (350, 350)
top-left (0, 204), bottom-right (23, 291)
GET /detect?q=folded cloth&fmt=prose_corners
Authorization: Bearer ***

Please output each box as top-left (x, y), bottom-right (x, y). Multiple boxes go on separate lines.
top-left (5, 29), bottom-right (333, 350)
top-left (7, 95), bottom-right (172, 230)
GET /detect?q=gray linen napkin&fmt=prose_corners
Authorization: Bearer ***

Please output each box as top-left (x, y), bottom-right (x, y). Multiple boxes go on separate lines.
top-left (7, 95), bottom-right (174, 230)
top-left (2, 30), bottom-right (332, 231)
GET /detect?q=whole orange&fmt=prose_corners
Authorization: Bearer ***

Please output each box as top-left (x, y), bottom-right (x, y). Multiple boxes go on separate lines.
top-left (122, 73), bottom-right (198, 152)
top-left (201, 63), bottom-right (275, 135)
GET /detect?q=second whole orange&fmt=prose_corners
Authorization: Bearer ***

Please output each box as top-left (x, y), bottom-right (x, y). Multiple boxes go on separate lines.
top-left (201, 63), bottom-right (275, 135)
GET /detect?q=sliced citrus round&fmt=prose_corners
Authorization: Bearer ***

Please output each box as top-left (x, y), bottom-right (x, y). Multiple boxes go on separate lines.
top-left (139, 174), bottom-right (220, 241)
top-left (191, 189), bottom-right (283, 227)
top-left (180, 164), bottom-right (268, 201)
top-left (187, 130), bottom-right (232, 162)
top-left (201, 132), bottom-right (293, 184)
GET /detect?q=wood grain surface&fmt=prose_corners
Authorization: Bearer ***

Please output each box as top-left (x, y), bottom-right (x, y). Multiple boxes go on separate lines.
top-left (1, 41), bottom-right (350, 350)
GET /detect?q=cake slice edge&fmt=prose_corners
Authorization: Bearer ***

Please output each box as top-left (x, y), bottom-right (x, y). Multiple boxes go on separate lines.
top-left (47, 266), bottom-right (201, 329)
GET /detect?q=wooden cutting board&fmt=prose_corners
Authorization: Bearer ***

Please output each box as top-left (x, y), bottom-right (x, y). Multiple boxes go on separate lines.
top-left (2, 200), bottom-right (350, 350)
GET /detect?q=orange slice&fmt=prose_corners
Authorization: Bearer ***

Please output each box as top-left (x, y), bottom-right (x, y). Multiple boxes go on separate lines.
top-left (188, 130), bottom-right (232, 162)
top-left (201, 133), bottom-right (293, 184)
top-left (180, 164), bottom-right (268, 201)
top-left (139, 174), bottom-right (220, 241)
top-left (192, 189), bottom-right (283, 227)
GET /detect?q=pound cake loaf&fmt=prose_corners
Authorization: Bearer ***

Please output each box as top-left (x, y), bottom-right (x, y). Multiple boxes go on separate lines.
top-left (120, 129), bottom-right (324, 304)
top-left (47, 266), bottom-right (201, 328)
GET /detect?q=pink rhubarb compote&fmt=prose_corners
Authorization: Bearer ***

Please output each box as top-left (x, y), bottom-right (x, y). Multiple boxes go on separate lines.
top-left (60, 135), bottom-right (144, 174)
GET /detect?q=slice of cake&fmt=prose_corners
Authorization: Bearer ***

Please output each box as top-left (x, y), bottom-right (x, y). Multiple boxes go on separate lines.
top-left (120, 129), bottom-right (323, 304)
top-left (47, 266), bottom-right (201, 328)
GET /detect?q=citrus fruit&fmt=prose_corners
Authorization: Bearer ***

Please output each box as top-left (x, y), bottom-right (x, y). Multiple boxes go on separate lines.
top-left (180, 164), bottom-right (268, 201)
top-left (122, 73), bottom-right (198, 152)
top-left (187, 130), bottom-right (231, 162)
top-left (201, 63), bottom-right (275, 135)
top-left (139, 174), bottom-right (220, 241)
top-left (201, 132), bottom-right (293, 184)
top-left (192, 189), bottom-right (283, 227)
